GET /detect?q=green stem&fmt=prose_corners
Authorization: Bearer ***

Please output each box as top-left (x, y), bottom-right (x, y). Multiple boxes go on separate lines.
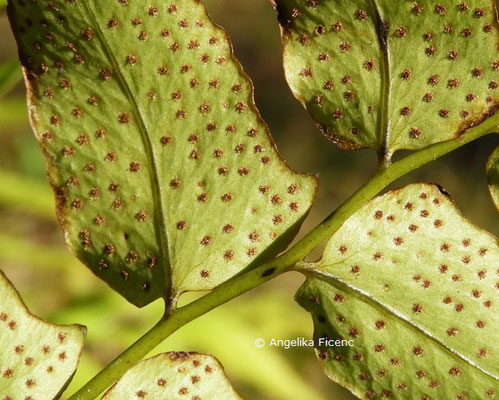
top-left (69, 118), bottom-right (498, 400)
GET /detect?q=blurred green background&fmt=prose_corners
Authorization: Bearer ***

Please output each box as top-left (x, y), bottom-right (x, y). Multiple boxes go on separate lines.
top-left (0, 1), bottom-right (497, 399)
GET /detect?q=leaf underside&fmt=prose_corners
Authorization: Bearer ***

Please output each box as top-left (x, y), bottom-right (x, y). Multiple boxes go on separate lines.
top-left (8, 0), bottom-right (317, 307)
top-left (102, 352), bottom-right (243, 400)
top-left (0, 269), bottom-right (85, 399)
top-left (487, 146), bottom-right (499, 211)
top-left (274, 0), bottom-right (499, 156)
top-left (297, 183), bottom-right (498, 399)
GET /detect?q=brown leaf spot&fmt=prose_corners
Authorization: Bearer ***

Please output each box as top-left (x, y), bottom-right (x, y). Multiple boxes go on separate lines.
top-left (448, 50), bottom-right (459, 60)
top-left (400, 106), bottom-right (411, 116)
top-left (447, 78), bottom-right (459, 88)
top-left (409, 128), bottom-right (422, 139)
top-left (364, 59), bottom-right (375, 71)
top-left (422, 93), bottom-right (434, 103)
top-left (339, 41), bottom-right (351, 52)
top-left (428, 74), bottom-right (440, 85)
top-left (412, 303), bottom-right (423, 313)
top-left (25, 379), bottom-right (36, 387)
top-left (395, 26), bottom-right (407, 37)
top-left (126, 251), bottom-right (138, 263)
top-left (300, 67), bottom-right (313, 77)
top-left (199, 235), bottom-right (212, 246)
top-left (412, 2), bottom-right (423, 15)
top-left (222, 249), bottom-right (234, 260)
top-left (461, 27), bottom-right (473, 37)
top-left (408, 224), bottom-right (419, 232)
top-left (157, 378), bottom-right (167, 386)
top-left (375, 320), bottom-right (386, 329)
top-left (218, 167), bottom-right (228, 176)
top-left (135, 210), bottom-right (147, 222)
top-left (474, 8), bottom-right (486, 18)
top-left (344, 90), bottom-right (355, 102)
top-left (238, 167), bottom-right (249, 176)
top-left (400, 69), bottom-right (412, 80)
top-left (440, 243), bottom-right (450, 252)
top-left (416, 370), bottom-right (426, 379)
top-left (374, 344), bottom-right (385, 352)
top-left (443, 23), bottom-right (454, 34)
top-left (170, 178), bottom-right (181, 189)
top-left (435, 4), bottom-right (447, 15)
top-left (425, 45), bottom-right (436, 56)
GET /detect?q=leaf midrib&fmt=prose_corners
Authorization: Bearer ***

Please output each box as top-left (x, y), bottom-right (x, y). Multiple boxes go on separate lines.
top-left (370, 0), bottom-right (391, 161)
top-left (306, 269), bottom-right (498, 382)
top-left (82, 1), bottom-right (172, 300)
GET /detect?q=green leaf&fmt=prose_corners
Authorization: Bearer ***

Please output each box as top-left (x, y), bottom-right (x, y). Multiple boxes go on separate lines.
top-left (487, 146), bottom-right (499, 211)
top-left (0, 269), bottom-right (86, 399)
top-left (0, 59), bottom-right (22, 98)
top-left (273, 0), bottom-right (499, 157)
top-left (8, 0), bottom-right (317, 307)
top-left (102, 352), bottom-right (242, 400)
top-left (296, 183), bottom-right (498, 399)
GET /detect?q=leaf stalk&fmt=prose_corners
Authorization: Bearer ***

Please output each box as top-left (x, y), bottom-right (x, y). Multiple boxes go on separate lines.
top-left (68, 116), bottom-right (498, 400)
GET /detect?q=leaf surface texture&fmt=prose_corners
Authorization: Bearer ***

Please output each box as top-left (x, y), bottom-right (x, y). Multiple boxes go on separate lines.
top-left (102, 352), bottom-right (242, 400)
top-left (8, 0), bottom-right (317, 306)
top-left (297, 183), bottom-right (498, 399)
top-left (274, 0), bottom-right (499, 155)
top-left (0, 270), bottom-right (85, 399)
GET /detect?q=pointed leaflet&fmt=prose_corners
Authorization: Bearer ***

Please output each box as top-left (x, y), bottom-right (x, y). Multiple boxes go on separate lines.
top-left (102, 352), bottom-right (242, 400)
top-left (487, 146), bottom-right (499, 211)
top-left (274, 0), bottom-right (499, 155)
top-left (0, 270), bottom-right (85, 399)
top-left (8, 0), bottom-right (317, 307)
top-left (296, 184), bottom-right (498, 399)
